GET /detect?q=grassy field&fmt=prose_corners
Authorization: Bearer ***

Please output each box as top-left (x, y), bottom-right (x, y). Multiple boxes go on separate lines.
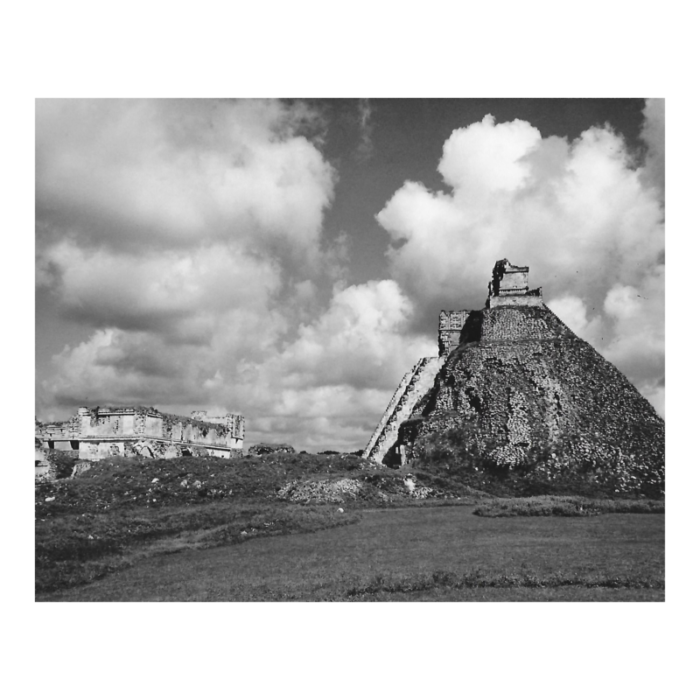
top-left (36, 453), bottom-right (664, 602)
top-left (39, 504), bottom-right (664, 602)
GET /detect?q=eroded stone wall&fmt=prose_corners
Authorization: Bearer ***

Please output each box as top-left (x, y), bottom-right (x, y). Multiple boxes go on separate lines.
top-left (36, 406), bottom-right (245, 462)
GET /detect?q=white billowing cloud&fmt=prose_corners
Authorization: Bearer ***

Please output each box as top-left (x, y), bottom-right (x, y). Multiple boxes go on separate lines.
top-left (439, 115), bottom-right (541, 198)
top-left (36, 97), bottom-right (435, 450)
top-left (36, 99), bottom-right (335, 266)
top-left (37, 99), bottom-right (352, 447)
top-left (377, 111), bottom-right (664, 415)
top-left (38, 239), bottom-right (282, 337)
top-left (40, 279), bottom-right (433, 451)
top-left (379, 115), bottom-right (664, 310)
top-left (274, 280), bottom-right (434, 390)
top-left (602, 268), bottom-right (665, 393)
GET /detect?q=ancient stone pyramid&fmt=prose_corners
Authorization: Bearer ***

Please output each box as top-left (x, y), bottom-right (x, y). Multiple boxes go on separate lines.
top-left (364, 260), bottom-right (664, 494)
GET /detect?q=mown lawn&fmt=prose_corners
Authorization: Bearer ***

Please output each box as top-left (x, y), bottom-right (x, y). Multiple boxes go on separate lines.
top-left (40, 506), bottom-right (664, 602)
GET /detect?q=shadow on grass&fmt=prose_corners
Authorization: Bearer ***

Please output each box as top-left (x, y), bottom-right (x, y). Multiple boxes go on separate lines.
top-left (36, 502), bottom-right (360, 596)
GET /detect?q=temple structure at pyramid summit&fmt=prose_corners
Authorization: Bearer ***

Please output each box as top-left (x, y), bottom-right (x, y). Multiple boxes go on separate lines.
top-left (363, 260), bottom-right (664, 487)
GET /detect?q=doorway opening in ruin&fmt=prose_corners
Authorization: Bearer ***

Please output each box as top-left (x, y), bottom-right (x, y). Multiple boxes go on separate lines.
top-left (181, 447), bottom-right (192, 457)
top-left (70, 440), bottom-right (79, 450)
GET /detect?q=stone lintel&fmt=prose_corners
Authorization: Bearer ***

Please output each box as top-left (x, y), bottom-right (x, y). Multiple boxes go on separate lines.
top-left (487, 294), bottom-right (544, 308)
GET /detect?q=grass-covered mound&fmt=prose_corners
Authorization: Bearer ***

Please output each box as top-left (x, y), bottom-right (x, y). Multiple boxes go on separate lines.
top-left (37, 453), bottom-right (363, 594)
top-left (36, 452), bottom-right (374, 515)
top-left (35, 452), bottom-right (477, 595)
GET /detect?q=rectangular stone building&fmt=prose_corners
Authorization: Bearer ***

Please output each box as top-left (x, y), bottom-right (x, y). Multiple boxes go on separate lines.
top-left (36, 406), bottom-right (245, 461)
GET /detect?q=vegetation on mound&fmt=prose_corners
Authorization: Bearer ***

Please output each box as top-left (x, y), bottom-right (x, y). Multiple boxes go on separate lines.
top-left (35, 452), bottom-right (376, 516)
top-left (473, 496), bottom-right (664, 517)
top-left (35, 452), bottom-right (383, 594)
top-left (410, 426), bottom-right (664, 498)
top-left (35, 453), bottom-right (482, 518)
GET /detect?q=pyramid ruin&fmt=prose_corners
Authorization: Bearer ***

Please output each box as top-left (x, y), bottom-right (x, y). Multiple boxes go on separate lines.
top-left (364, 260), bottom-right (664, 495)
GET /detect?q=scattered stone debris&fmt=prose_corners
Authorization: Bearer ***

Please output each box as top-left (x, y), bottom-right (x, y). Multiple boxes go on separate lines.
top-left (35, 436), bottom-right (53, 482)
top-left (248, 443), bottom-right (296, 456)
top-left (70, 462), bottom-right (93, 479)
top-left (277, 478), bottom-right (363, 504)
top-left (275, 472), bottom-right (444, 505)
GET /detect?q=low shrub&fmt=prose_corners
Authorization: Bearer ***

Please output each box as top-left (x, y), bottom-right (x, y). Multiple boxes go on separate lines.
top-left (473, 496), bottom-right (665, 517)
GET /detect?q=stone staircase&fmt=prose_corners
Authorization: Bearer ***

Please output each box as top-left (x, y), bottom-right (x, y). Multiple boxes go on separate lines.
top-left (363, 356), bottom-right (444, 465)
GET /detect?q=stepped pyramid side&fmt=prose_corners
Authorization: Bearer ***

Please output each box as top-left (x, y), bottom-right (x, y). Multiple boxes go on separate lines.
top-left (366, 260), bottom-right (664, 493)
top-left (363, 357), bottom-right (444, 464)
top-left (402, 304), bottom-right (664, 473)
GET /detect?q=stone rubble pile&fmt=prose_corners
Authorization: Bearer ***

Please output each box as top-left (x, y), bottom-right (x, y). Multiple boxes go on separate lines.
top-left (276, 473), bottom-right (441, 505)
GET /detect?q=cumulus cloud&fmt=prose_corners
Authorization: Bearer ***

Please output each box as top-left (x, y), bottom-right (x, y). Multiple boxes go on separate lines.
top-left (36, 99), bottom-right (435, 449)
top-left (273, 280), bottom-right (434, 391)
top-left (40, 279), bottom-right (432, 451)
top-left (36, 99), bottom-right (336, 267)
top-left (601, 268), bottom-right (665, 402)
top-left (38, 239), bottom-right (281, 337)
top-left (377, 112), bottom-right (664, 414)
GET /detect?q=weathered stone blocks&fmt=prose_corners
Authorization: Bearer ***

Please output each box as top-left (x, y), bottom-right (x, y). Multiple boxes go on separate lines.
top-left (364, 260), bottom-right (664, 494)
top-left (36, 406), bottom-right (246, 462)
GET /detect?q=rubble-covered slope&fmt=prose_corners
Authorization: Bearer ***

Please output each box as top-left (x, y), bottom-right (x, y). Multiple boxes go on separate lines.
top-left (400, 305), bottom-right (664, 496)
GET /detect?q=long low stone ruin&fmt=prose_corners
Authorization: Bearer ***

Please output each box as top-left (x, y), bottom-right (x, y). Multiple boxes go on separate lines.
top-left (35, 406), bottom-right (245, 470)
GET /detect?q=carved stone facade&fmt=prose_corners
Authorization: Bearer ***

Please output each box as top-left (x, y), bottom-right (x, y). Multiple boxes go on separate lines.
top-left (438, 310), bottom-right (471, 357)
top-left (36, 407), bottom-right (245, 461)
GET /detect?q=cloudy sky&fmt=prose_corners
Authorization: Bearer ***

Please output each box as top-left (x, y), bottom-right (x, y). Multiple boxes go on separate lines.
top-left (35, 98), bottom-right (664, 451)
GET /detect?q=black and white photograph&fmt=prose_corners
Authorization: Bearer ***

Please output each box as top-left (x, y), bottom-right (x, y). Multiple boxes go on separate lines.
top-left (34, 97), bottom-right (665, 603)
